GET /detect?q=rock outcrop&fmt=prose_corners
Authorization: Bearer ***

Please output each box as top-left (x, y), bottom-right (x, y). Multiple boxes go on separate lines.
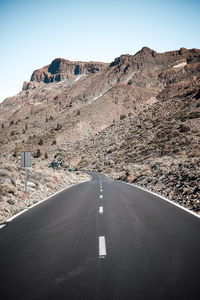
top-left (28, 58), bottom-right (108, 86)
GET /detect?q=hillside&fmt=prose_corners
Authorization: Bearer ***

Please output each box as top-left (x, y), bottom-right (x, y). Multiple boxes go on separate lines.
top-left (67, 74), bottom-right (200, 212)
top-left (0, 46), bottom-right (200, 220)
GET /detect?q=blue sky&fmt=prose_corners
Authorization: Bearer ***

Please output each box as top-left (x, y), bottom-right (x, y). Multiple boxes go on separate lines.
top-left (0, 0), bottom-right (200, 102)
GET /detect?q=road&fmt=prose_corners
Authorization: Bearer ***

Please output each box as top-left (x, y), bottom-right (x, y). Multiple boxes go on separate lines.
top-left (0, 172), bottom-right (200, 300)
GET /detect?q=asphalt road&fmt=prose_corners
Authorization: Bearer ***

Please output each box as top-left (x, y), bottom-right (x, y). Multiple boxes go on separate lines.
top-left (0, 172), bottom-right (200, 300)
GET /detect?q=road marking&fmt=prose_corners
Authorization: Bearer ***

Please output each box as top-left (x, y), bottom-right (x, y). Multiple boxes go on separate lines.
top-left (99, 206), bottom-right (103, 215)
top-left (6, 209), bottom-right (28, 222)
top-left (99, 236), bottom-right (107, 258)
top-left (100, 195), bottom-right (103, 199)
top-left (100, 189), bottom-right (103, 192)
top-left (0, 224), bottom-right (6, 229)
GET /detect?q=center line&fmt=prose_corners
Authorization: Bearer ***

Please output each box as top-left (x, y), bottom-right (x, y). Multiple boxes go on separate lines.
top-left (99, 236), bottom-right (107, 258)
top-left (100, 195), bottom-right (103, 199)
top-left (99, 206), bottom-right (103, 215)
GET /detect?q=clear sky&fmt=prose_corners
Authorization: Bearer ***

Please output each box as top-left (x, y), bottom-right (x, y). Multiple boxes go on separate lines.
top-left (0, 0), bottom-right (200, 102)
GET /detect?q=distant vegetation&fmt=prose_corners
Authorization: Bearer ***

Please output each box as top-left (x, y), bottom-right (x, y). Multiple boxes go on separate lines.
top-left (38, 138), bottom-right (43, 145)
top-left (120, 114), bottom-right (126, 120)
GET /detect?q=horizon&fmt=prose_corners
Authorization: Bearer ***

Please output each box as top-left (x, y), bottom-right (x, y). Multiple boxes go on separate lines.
top-left (1, 0), bottom-right (200, 103)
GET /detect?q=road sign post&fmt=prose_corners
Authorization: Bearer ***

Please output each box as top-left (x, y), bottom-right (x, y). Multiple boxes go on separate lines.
top-left (21, 151), bottom-right (32, 194)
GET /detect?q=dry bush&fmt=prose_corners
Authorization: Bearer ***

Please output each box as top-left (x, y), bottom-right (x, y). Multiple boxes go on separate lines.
top-left (51, 172), bottom-right (59, 182)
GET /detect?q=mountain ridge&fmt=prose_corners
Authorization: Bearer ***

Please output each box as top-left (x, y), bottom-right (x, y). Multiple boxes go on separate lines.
top-left (0, 46), bottom-right (199, 219)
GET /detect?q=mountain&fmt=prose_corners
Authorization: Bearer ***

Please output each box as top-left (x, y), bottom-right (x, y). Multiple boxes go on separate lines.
top-left (29, 58), bottom-right (108, 84)
top-left (0, 47), bottom-right (200, 220)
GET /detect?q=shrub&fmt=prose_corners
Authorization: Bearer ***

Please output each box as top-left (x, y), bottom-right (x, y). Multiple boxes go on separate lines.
top-left (55, 123), bottom-right (62, 131)
top-left (1, 123), bottom-right (4, 128)
top-left (7, 199), bottom-right (15, 205)
top-left (51, 172), bottom-right (59, 181)
top-left (10, 131), bottom-right (15, 136)
top-left (120, 114), bottom-right (126, 120)
top-left (38, 138), bottom-right (43, 145)
top-left (13, 150), bottom-right (17, 157)
top-left (45, 152), bottom-right (48, 159)
top-left (35, 149), bottom-right (41, 158)
top-left (52, 140), bottom-right (56, 145)
top-left (77, 110), bottom-right (80, 116)
top-left (10, 120), bottom-right (14, 126)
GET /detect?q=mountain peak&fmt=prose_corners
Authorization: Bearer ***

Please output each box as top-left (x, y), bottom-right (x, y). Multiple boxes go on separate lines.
top-left (136, 46), bottom-right (156, 56)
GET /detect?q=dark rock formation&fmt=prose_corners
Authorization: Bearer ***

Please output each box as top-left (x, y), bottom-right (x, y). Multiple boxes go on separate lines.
top-left (30, 58), bottom-right (108, 84)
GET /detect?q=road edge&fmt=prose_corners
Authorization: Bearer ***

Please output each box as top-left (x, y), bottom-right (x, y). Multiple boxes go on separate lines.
top-left (6, 178), bottom-right (91, 223)
top-left (120, 180), bottom-right (200, 219)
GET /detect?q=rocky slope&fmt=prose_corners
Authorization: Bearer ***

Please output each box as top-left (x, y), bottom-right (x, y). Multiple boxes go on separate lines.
top-left (0, 46), bottom-right (200, 218)
top-left (65, 71), bottom-right (200, 212)
top-left (0, 159), bottom-right (90, 223)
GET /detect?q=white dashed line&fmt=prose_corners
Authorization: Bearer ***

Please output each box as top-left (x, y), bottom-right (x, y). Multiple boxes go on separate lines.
top-left (99, 206), bottom-right (103, 215)
top-left (99, 236), bottom-right (107, 258)
top-left (100, 195), bottom-right (103, 199)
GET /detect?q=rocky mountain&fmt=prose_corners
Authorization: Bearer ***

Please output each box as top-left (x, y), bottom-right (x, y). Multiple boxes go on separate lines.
top-left (28, 58), bottom-right (108, 85)
top-left (66, 73), bottom-right (200, 212)
top-left (0, 46), bottom-right (200, 220)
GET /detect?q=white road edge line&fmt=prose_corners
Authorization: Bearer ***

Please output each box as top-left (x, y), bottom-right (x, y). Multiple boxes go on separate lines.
top-left (121, 181), bottom-right (200, 220)
top-left (6, 180), bottom-right (89, 223)
top-left (6, 209), bottom-right (28, 222)
top-left (99, 206), bottom-right (103, 215)
top-left (99, 236), bottom-right (107, 258)
top-left (0, 224), bottom-right (6, 230)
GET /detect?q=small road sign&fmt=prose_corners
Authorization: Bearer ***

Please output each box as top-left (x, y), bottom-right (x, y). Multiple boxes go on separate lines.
top-left (21, 151), bottom-right (32, 168)
top-left (21, 152), bottom-right (32, 194)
